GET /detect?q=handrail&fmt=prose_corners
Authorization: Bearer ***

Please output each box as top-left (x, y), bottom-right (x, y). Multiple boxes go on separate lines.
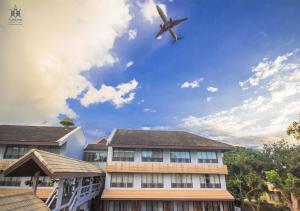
top-left (57, 187), bottom-right (79, 210)
top-left (52, 182), bottom-right (102, 211)
top-left (46, 187), bottom-right (58, 207)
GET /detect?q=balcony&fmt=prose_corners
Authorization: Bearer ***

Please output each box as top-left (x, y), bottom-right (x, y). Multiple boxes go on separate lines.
top-left (106, 162), bottom-right (228, 174)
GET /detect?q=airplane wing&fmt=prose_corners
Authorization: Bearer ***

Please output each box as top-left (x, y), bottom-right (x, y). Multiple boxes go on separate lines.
top-left (168, 29), bottom-right (177, 41)
top-left (171, 18), bottom-right (188, 27)
top-left (155, 28), bottom-right (167, 39)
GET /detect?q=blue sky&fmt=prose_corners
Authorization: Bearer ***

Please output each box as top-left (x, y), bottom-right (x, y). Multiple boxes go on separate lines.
top-left (72, 0), bottom-right (300, 143)
top-left (1, 0), bottom-right (300, 146)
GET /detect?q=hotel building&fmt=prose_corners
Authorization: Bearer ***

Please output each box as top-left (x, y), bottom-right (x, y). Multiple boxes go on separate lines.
top-left (102, 129), bottom-right (235, 211)
top-left (0, 125), bottom-right (87, 200)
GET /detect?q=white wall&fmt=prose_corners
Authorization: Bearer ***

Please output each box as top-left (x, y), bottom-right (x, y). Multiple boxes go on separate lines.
top-left (106, 148), bottom-right (228, 191)
top-left (61, 127), bottom-right (87, 160)
top-left (106, 173), bottom-right (226, 190)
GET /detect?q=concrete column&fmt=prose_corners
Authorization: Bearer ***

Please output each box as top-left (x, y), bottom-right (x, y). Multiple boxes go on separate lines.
top-left (163, 150), bottom-right (170, 163)
top-left (218, 152), bottom-right (223, 165)
top-left (192, 174), bottom-right (200, 189)
top-left (191, 150), bottom-right (198, 164)
top-left (164, 174), bottom-right (171, 189)
top-left (134, 174), bottom-right (141, 188)
top-left (135, 149), bottom-right (141, 163)
top-left (105, 173), bottom-right (111, 189)
top-left (107, 147), bottom-right (113, 162)
top-left (55, 179), bottom-right (65, 209)
top-left (220, 175), bottom-right (226, 190)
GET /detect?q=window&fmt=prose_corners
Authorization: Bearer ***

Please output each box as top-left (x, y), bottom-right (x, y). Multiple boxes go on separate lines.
top-left (39, 176), bottom-right (54, 187)
top-left (198, 151), bottom-right (218, 163)
top-left (173, 201), bottom-right (190, 211)
top-left (109, 201), bottom-right (133, 211)
top-left (110, 173), bottom-right (133, 188)
top-left (4, 145), bottom-right (61, 159)
top-left (112, 148), bottom-right (134, 161)
top-left (142, 149), bottom-right (163, 162)
top-left (199, 174), bottom-right (221, 188)
top-left (84, 151), bottom-right (107, 162)
top-left (4, 145), bottom-right (31, 159)
top-left (0, 174), bottom-right (21, 186)
top-left (203, 201), bottom-right (224, 211)
top-left (141, 174), bottom-right (164, 188)
top-left (171, 174), bottom-right (193, 188)
top-left (170, 150), bottom-right (191, 163)
top-left (146, 201), bottom-right (163, 211)
top-left (38, 146), bottom-right (60, 154)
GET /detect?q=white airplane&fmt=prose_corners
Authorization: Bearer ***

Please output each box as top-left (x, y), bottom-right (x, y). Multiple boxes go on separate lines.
top-left (155, 5), bottom-right (187, 42)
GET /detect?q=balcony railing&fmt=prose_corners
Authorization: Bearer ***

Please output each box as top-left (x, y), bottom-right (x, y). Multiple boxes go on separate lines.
top-left (106, 162), bottom-right (228, 174)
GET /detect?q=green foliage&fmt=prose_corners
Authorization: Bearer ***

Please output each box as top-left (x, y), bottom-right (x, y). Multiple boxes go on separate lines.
top-left (287, 120), bottom-right (300, 141)
top-left (263, 140), bottom-right (300, 209)
top-left (59, 117), bottom-right (75, 127)
top-left (224, 147), bottom-right (267, 208)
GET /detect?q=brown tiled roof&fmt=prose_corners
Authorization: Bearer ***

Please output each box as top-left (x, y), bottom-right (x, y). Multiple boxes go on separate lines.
top-left (0, 191), bottom-right (50, 211)
top-left (0, 188), bottom-right (54, 199)
top-left (110, 129), bottom-right (233, 151)
top-left (85, 138), bottom-right (107, 151)
top-left (0, 160), bottom-right (17, 172)
top-left (0, 125), bottom-right (76, 145)
top-left (5, 149), bottom-right (103, 178)
top-left (101, 189), bottom-right (234, 201)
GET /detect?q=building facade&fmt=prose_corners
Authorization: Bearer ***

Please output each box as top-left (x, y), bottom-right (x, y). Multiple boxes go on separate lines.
top-left (102, 129), bottom-right (235, 211)
top-left (84, 138), bottom-right (108, 171)
top-left (0, 125), bottom-right (87, 199)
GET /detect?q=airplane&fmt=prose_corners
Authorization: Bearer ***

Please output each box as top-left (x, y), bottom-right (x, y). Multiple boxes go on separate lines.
top-left (155, 5), bottom-right (187, 42)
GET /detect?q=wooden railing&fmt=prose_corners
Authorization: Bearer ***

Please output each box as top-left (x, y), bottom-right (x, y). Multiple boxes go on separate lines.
top-left (106, 162), bottom-right (228, 174)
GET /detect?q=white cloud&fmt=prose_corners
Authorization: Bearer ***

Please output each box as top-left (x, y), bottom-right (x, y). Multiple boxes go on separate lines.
top-left (0, 0), bottom-right (132, 125)
top-left (80, 79), bottom-right (138, 108)
top-left (206, 97), bottom-right (213, 102)
top-left (180, 51), bottom-right (300, 146)
top-left (128, 29), bottom-right (137, 40)
top-left (85, 129), bottom-right (106, 139)
top-left (180, 78), bottom-right (203, 89)
top-left (141, 126), bottom-right (169, 130)
top-left (138, 0), bottom-right (167, 24)
top-left (126, 61), bottom-right (134, 68)
top-left (143, 108), bottom-right (157, 113)
top-left (239, 50), bottom-right (299, 89)
top-left (207, 86), bottom-right (218, 92)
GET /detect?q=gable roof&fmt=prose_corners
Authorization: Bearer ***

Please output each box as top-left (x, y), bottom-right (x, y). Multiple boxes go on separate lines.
top-left (109, 129), bottom-right (233, 151)
top-left (0, 160), bottom-right (17, 172)
top-left (4, 149), bottom-right (103, 178)
top-left (84, 138), bottom-right (107, 151)
top-left (0, 125), bottom-right (76, 146)
top-left (0, 192), bottom-right (50, 211)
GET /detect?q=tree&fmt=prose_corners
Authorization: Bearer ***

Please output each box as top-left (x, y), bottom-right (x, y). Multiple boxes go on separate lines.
top-left (59, 117), bottom-right (75, 127)
top-left (263, 140), bottom-right (300, 211)
top-left (287, 120), bottom-right (300, 141)
top-left (224, 147), bottom-right (267, 211)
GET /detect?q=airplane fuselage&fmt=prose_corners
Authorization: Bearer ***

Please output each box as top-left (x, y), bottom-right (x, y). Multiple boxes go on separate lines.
top-left (156, 5), bottom-right (178, 41)
top-left (155, 5), bottom-right (187, 42)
